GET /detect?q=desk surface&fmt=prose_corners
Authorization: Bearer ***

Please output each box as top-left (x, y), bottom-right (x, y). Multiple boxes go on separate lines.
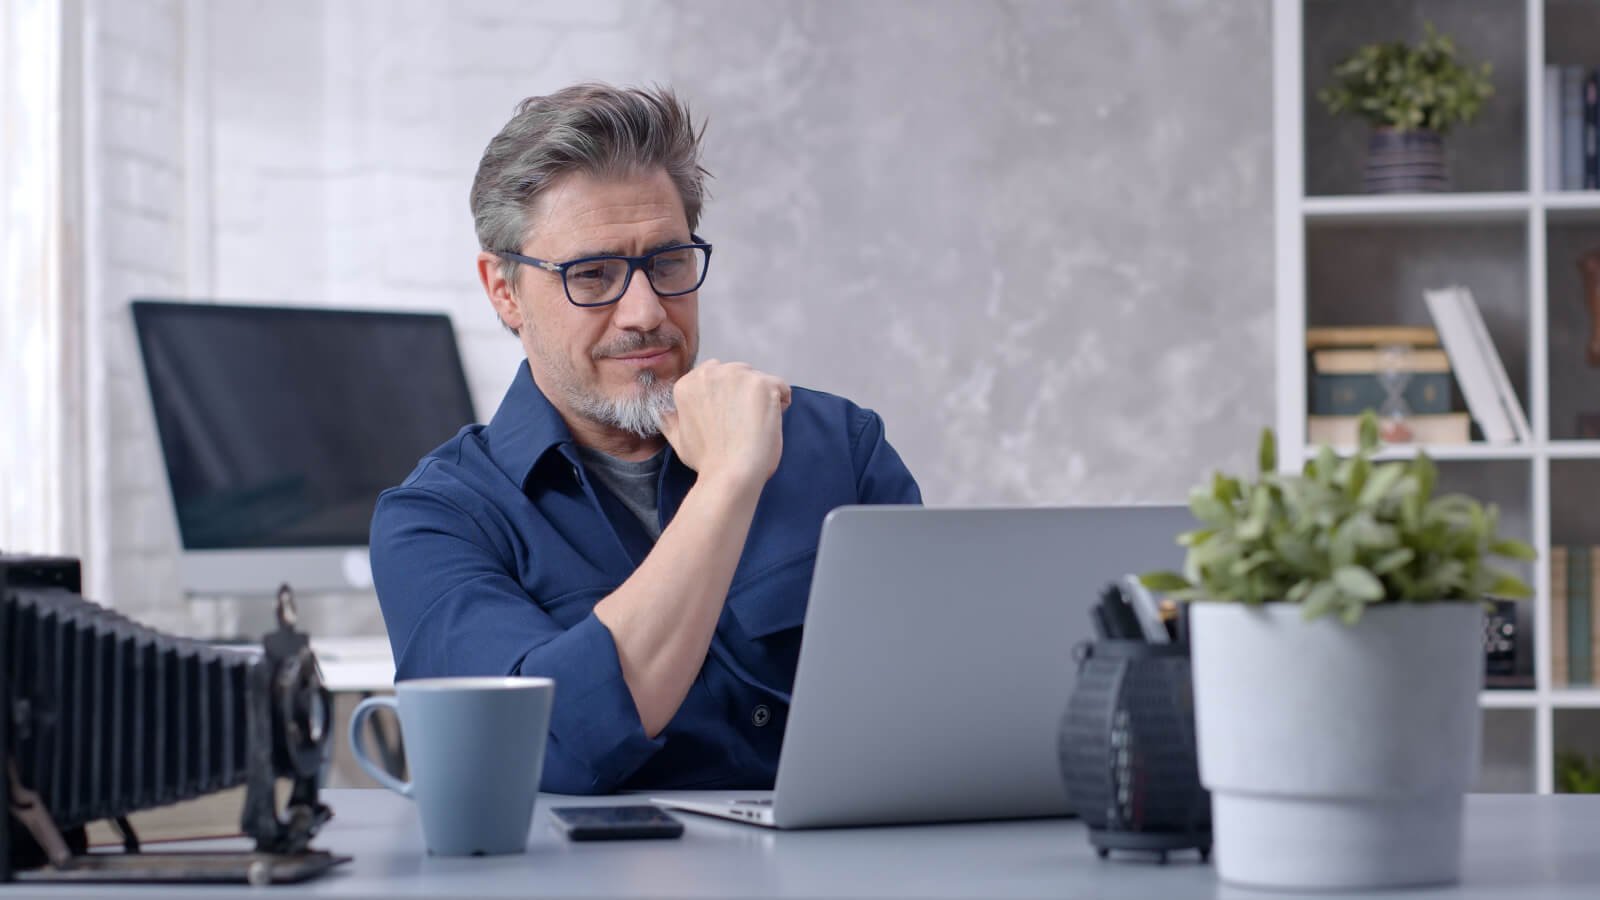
top-left (6, 790), bottom-right (1598, 899)
top-left (308, 637), bottom-right (394, 693)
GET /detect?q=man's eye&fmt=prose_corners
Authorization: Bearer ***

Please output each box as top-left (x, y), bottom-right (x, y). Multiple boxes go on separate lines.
top-left (653, 259), bottom-right (682, 275)
top-left (570, 266), bottom-right (605, 281)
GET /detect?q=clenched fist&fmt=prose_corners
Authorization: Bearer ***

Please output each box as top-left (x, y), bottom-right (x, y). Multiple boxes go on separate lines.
top-left (659, 360), bottom-right (791, 493)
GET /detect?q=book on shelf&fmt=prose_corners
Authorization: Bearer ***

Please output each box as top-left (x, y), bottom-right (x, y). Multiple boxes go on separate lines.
top-left (1544, 64), bottom-right (1600, 191)
top-left (1309, 347), bottom-right (1451, 375)
top-left (1554, 546), bottom-right (1569, 688)
top-left (1304, 325), bottom-right (1439, 350)
top-left (1307, 413), bottom-right (1469, 446)
top-left (1458, 289), bottom-right (1532, 442)
top-left (1548, 545), bottom-right (1600, 687)
top-left (1564, 66), bottom-right (1587, 190)
top-left (1592, 549), bottom-right (1600, 685)
top-left (1309, 372), bottom-right (1453, 416)
top-left (1587, 70), bottom-right (1599, 191)
top-left (1546, 65), bottom-right (1562, 191)
top-left (1572, 546), bottom-right (1591, 686)
top-left (1422, 286), bottom-right (1530, 445)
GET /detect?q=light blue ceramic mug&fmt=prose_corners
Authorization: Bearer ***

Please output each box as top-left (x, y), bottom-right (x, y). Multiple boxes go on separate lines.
top-left (349, 676), bottom-right (555, 856)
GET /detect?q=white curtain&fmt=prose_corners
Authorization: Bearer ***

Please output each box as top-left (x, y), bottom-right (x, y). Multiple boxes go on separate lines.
top-left (1, 0), bottom-right (84, 557)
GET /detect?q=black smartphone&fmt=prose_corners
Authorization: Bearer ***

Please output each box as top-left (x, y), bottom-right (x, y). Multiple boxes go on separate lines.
top-left (548, 805), bottom-right (685, 841)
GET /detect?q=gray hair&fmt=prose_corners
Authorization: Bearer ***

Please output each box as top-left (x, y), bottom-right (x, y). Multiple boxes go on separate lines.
top-left (471, 83), bottom-right (710, 334)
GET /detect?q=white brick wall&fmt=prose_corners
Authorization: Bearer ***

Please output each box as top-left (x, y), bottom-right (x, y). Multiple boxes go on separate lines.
top-left (82, 0), bottom-right (528, 632)
top-left (83, 0), bottom-right (191, 628)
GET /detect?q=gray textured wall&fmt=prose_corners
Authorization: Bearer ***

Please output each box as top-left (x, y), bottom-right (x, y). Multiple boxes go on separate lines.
top-left (301, 0), bottom-right (1277, 507)
top-left (664, 1), bottom-right (1277, 504)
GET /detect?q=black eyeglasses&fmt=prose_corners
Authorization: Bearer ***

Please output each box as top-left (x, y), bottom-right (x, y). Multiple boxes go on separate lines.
top-left (496, 236), bottom-right (713, 308)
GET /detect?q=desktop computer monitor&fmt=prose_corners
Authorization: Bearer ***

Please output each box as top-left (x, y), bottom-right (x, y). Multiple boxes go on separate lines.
top-left (131, 300), bottom-right (477, 596)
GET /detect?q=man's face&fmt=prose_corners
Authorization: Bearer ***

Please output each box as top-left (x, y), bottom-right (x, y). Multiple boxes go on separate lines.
top-left (498, 168), bottom-right (699, 438)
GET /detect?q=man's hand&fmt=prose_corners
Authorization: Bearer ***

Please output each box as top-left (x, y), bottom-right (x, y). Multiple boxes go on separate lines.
top-left (659, 360), bottom-right (791, 492)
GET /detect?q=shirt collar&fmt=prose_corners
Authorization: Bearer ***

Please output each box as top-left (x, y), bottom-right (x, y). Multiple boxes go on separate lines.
top-left (482, 360), bottom-right (575, 490)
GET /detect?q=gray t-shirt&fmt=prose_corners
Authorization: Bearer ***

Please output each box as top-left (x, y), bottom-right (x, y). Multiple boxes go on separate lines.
top-left (574, 445), bottom-right (667, 540)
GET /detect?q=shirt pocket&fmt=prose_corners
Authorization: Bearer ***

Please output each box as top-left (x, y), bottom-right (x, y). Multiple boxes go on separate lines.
top-left (725, 549), bottom-right (816, 639)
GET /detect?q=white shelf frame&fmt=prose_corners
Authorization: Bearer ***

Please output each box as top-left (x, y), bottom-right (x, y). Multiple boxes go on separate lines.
top-left (1549, 689), bottom-right (1600, 708)
top-left (1277, 0), bottom-right (1600, 795)
top-left (1303, 192), bottom-right (1531, 225)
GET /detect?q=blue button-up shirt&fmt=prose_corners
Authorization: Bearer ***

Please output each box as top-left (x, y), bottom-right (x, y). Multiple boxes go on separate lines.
top-left (369, 362), bottom-right (921, 794)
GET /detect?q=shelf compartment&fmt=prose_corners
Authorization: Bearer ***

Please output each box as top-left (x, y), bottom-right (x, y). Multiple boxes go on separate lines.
top-left (1302, 0), bottom-right (1527, 197)
top-left (1544, 219), bottom-right (1600, 440)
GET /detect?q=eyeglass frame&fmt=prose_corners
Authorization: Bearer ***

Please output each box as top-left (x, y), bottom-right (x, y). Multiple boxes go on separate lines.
top-left (493, 235), bottom-right (714, 308)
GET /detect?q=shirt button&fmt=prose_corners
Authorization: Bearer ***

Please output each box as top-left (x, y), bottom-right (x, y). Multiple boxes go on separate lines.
top-left (751, 705), bottom-right (772, 727)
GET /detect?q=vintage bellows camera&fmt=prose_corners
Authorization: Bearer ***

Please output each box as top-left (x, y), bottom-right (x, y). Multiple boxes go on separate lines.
top-left (1, 554), bottom-right (347, 884)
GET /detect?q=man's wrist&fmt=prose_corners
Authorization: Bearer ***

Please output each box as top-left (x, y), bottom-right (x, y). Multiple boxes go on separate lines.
top-left (692, 468), bottom-right (767, 508)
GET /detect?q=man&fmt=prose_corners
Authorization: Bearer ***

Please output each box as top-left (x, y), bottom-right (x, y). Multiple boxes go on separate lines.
top-left (370, 83), bottom-right (920, 795)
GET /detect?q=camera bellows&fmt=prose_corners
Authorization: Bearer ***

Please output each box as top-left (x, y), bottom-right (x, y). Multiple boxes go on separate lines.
top-left (5, 585), bottom-right (253, 829)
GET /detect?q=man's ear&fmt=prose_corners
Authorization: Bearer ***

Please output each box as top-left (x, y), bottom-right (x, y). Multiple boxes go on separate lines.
top-left (477, 251), bottom-right (524, 333)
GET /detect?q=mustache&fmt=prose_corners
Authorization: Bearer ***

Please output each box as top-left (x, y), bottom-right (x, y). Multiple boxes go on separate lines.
top-left (592, 331), bottom-right (684, 360)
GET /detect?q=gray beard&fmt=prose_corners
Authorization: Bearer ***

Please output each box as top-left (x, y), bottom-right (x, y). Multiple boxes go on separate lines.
top-left (566, 369), bottom-right (678, 439)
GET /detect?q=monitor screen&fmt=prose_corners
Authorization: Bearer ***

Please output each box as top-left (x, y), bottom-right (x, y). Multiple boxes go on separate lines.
top-left (132, 300), bottom-right (476, 551)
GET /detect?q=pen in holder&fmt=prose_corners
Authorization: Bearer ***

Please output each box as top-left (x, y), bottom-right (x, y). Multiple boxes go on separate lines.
top-left (1057, 639), bottom-right (1211, 863)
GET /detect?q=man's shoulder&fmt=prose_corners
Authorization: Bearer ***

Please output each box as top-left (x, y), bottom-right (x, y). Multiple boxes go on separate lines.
top-left (379, 424), bottom-right (500, 509)
top-left (786, 385), bottom-right (874, 429)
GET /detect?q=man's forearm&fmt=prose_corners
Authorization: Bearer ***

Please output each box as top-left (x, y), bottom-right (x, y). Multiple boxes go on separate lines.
top-left (592, 474), bottom-right (763, 737)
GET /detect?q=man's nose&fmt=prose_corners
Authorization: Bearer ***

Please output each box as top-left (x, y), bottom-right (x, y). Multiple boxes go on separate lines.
top-left (609, 267), bottom-right (667, 331)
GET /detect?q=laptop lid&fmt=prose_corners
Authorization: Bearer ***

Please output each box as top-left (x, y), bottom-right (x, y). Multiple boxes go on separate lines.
top-left (770, 505), bottom-right (1192, 829)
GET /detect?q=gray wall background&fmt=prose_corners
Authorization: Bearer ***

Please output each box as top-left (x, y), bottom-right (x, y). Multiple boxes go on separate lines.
top-left (656, 1), bottom-right (1277, 503)
top-left (204, 0), bottom-right (1276, 512)
top-left (92, 0), bottom-right (1276, 632)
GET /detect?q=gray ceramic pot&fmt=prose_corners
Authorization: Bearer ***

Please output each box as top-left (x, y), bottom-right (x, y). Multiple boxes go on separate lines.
top-left (1191, 603), bottom-right (1482, 890)
top-left (1364, 127), bottom-right (1450, 193)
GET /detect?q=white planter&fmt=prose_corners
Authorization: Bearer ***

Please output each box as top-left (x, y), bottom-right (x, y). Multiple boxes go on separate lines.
top-left (1190, 603), bottom-right (1483, 891)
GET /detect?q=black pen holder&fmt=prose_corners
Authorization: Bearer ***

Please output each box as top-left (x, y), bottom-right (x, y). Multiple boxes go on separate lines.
top-left (1057, 640), bottom-right (1211, 863)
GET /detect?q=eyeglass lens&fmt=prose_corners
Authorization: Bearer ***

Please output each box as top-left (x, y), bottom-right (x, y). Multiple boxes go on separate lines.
top-left (566, 247), bottom-right (707, 305)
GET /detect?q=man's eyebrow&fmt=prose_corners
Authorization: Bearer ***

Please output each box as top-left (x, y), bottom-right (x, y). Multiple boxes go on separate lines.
top-left (565, 237), bottom-right (690, 260)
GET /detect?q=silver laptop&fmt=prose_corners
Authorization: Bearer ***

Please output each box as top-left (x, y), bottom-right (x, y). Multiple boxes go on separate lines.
top-left (653, 504), bottom-right (1192, 829)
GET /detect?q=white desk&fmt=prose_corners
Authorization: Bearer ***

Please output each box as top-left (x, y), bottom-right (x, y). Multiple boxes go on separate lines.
top-left (307, 634), bottom-right (395, 688)
top-left (207, 637), bottom-right (395, 694)
top-left (6, 790), bottom-right (1599, 898)
top-left (309, 637), bottom-right (396, 693)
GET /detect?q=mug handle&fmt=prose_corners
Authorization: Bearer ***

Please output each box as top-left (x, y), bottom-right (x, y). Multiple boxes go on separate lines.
top-left (349, 696), bottom-right (412, 797)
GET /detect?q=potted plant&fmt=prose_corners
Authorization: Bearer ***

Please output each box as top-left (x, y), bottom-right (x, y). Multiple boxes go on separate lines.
top-left (1556, 751), bottom-right (1600, 794)
top-left (1319, 23), bottom-right (1494, 193)
top-left (1143, 412), bottom-right (1534, 890)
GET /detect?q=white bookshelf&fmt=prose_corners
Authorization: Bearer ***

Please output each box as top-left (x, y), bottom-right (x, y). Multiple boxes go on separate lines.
top-left (1277, 0), bottom-right (1600, 794)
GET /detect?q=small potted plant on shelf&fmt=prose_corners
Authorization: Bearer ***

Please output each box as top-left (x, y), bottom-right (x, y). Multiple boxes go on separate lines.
top-left (1556, 751), bottom-right (1600, 794)
top-left (1319, 23), bottom-right (1494, 193)
top-left (1143, 411), bottom-right (1534, 891)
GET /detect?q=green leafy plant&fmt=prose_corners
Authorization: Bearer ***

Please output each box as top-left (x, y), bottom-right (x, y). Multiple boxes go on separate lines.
top-left (1142, 411), bottom-right (1535, 624)
top-left (1556, 751), bottom-right (1600, 794)
top-left (1319, 23), bottom-right (1494, 135)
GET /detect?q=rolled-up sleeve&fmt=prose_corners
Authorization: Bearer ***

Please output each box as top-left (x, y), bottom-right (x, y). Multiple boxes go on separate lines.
top-left (369, 485), bottom-right (664, 793)
top-left (849, 407), bottom-right (922, 505)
